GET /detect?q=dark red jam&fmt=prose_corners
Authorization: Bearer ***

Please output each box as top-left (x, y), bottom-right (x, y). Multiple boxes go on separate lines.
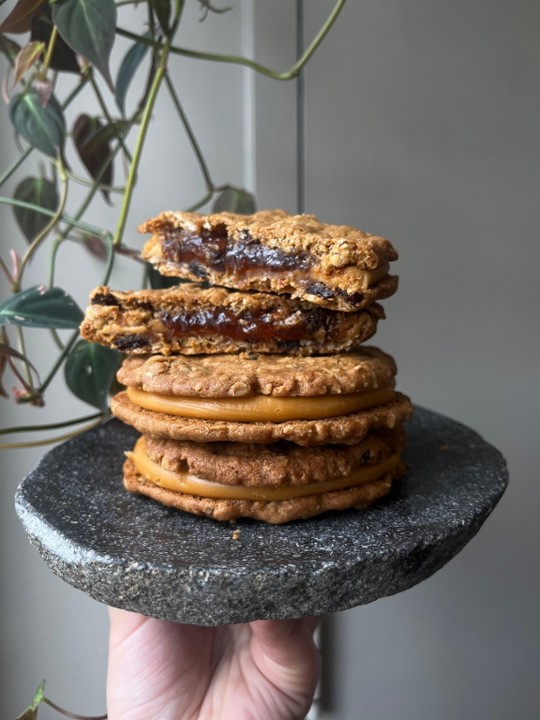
top-left (159, 306), bottom-right (335, 342)
top-left (162, 225), bottom-right (313, 276)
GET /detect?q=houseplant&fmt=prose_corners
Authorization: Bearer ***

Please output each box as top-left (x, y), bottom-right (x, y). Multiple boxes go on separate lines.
top-left (0, 1), bottom-right (346, 716)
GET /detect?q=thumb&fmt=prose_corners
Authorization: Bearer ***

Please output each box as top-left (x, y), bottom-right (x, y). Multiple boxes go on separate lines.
top-left (250, 617), bottom-right (320, 693)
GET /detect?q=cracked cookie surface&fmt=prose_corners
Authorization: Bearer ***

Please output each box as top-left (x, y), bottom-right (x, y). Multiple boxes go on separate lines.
top-left (140, 209), bottom-right (398, 312)
top-left (81, 284), bottom-right (384, 356)
top-left (116, 346), bottom-right (398, 398)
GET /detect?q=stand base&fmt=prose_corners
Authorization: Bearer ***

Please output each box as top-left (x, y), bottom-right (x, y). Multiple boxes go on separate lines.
top-left (15, 407), bottom-right (507, 626)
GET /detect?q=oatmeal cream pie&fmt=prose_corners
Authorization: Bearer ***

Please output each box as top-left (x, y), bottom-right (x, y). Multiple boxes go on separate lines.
top-left (140, 209), bottom-right (398, 312)
top-left (111, 347), bottom-right (413, 446)
top-left (80, 284), bottom-right (384, 356)
top-left (123, 429), bottom-right (407, 523)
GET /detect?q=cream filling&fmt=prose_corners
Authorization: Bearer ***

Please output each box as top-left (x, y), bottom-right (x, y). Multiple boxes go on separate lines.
top-left (126, 386), bottom-right (395, 422)
top-left (130, 437), bottom-right (400, 501)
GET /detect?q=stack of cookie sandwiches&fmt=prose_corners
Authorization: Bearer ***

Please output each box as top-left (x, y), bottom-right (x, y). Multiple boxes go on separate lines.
top-left (81, 209), bottom-right (412, 523)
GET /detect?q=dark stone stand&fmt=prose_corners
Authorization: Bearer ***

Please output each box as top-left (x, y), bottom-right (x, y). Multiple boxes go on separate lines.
top-left (15, 408), bottom-right (508, 626)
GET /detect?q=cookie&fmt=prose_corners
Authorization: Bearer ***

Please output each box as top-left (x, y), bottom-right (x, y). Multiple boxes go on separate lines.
top-left (117, 346), bottom-right (398, 398)
top-left (80, 284), bottom-right (383, 356)
top-left (122, 450), bottom-right (403, 524)
top-left (140, 209), bottom-right (398, 312)
top-left (142, 427), bottom-right (406, 486)
top-left (110, 391), bottom-right (412, 446)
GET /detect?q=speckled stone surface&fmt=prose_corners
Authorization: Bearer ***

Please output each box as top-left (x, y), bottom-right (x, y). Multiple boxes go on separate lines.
top-left (15, 407), bottom-right (508, 626)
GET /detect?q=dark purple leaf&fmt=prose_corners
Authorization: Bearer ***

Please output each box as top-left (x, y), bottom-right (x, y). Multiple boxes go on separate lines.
top-left (13, 176), bottom-right (59, 241)
top-left (0, 0), bottom-right (47, 34)
top-left (30, 6), bottom-right (80, 73)
top-left (72, 114), bottom-right (115, 202)
top-left (64, 339), bottom-right (121, 411)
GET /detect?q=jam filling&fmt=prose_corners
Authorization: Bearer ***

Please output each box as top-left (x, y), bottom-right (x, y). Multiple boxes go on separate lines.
top-left (159, 306), bottom-right (336, 342)
top-left (162, 225), bottom-right (313, 275)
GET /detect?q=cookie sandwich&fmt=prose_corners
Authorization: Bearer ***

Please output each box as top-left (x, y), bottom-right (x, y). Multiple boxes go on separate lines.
top-left (111, 348), bottom-right (411, 523)
top-left (82, 209), bottom-right (411, 523)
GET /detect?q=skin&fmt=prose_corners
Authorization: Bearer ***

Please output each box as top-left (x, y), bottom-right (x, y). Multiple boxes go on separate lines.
top-left (107, 608), bottom-right (320, 720)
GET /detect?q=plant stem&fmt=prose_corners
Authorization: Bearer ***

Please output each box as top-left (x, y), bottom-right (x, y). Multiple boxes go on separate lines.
top-left (0, 412), bottom-right (103, 436)
top-left (0, 197), bottom-right (111, 241)
top-left (43, 696), bottom-right (107, 720)
top-left (0, 416), bottom-right (106, 449)
top-left (0, 147), bottom-right (32, 189)
top-left (89, 71), bottom-right (132, 162)
top-left (40, 24), bottom-right (58, 79)
top-left (116, 0), bottom-right (347, 80)
top-left (38, 329), bottom-right (79, 396)
top-left (164, 71), bottom-right (214, 190)
top-left (12, 162), bottom-right (69, 293)
top-left (113, 1), bottom-right (186, 248)
top-left (186, 188), bottom-right (214, 212)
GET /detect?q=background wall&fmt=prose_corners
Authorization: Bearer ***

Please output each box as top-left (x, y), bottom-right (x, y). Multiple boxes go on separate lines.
top-left (1, 1), bottom-right (539, 718)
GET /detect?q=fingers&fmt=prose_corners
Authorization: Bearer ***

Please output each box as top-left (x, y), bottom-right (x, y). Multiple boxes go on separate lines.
top-left (250, 617), bottom-right (321, 694)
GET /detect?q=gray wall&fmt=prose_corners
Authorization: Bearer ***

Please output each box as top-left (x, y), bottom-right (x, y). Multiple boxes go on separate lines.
top-left (2, 1), bottom-right (539, 718)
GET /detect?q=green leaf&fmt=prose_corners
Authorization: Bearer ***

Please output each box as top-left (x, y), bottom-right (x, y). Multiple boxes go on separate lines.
top-left (13, 176), bottom-right (59, 241)
top-left (0, 0), bottom-right (47, 34)
top-left (212, 186), bottom-right (256, 214)
top-left (52, 0), bottom-right (117, 90)
top-left (115, 33), bottom-right (150, 116)
top-left (0, 286), bottom-right (84, 329)
top-left (72, 114), bottom-right (115, 202)
top-left (147, 264), bottom-right (181, 289)
top-left (9, 90), bottom-right (65, 157)
top-left (150, 0), bottom-right (171, 36)
top-left (31, 6), bottom-right (80, 73)
top-left (14, 679), bottom-right (45, 719)
top-left (0, 34), bottom-right (21, 62)
top-left (64, 340), bottom-right (121, 411)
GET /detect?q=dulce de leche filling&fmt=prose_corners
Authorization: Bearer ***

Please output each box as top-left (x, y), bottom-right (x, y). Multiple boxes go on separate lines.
top-left (130, 437), bottom-right (401, 502)
top-left (126, 386), bottom-right (396, 422)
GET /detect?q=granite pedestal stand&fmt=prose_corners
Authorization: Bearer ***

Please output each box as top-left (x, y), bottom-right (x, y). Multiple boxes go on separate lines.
top-left (15, 407), bottom-right (508, 626)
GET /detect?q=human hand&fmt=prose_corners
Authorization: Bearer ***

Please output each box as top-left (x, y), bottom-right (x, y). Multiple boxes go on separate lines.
top-left (107, 607), bottom-right (320, 720)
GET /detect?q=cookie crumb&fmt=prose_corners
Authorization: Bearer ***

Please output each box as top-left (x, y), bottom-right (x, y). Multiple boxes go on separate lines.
top-left (232, 528), bottom-right (241, 541)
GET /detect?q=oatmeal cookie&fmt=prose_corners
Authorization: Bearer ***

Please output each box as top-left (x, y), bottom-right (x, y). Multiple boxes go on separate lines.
top-left (142, 427), bottom-right (406, 486)
top-left (140, 209), bottom-right (398, 312)
top-left (122, 455), bottom-right (402, 523)
top-left (80, 284), bottom-right (383, 356)
top-left (111, 391), bottom-right (412, 446)
top-left (116, 347), bottom-right (398, 398)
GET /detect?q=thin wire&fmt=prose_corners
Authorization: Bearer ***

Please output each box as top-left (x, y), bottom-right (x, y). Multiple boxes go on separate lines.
top-left (296, 0), bottom-right (306, 215)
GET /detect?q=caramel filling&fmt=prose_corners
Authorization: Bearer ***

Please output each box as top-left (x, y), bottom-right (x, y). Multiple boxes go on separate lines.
top-left (130, 437), bottom-right (401, 501)
top-left (126, 386), bottom-right (395, 422)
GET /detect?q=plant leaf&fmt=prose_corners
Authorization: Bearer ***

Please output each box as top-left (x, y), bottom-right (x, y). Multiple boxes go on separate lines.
top-left (81, 233), bottom-right (108, 261)
top-left (30, 6), bottom-right (80, 73)
top-left (13, 175), bottom-right (59, 241)
top-left (150, 0), bottom-right (171, 37)
top-left (64, 339), bottom-right (121, 411)
top-left (9, 89), bottom-right (65, 157)
top-left (52, 0), bottom-right (117, 90)
top-left (0, 286), bottom-right (84, 329)
top-left (115, 33), bottom-right (150, 116)
top-left (13, 40), bottom-right (45, 85)
top-left (0, 339), bottom-right (41, 375)
top-left (212, 186), bottom-right (256, 214)
top-left (72, 114), bottom-right (114, 202)
top-left (147, 264), bottom-right (181, 289)
top-left (0, 34), bottom-right (21, 62)
top-left (0, 0), bottom-right (47, 34)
